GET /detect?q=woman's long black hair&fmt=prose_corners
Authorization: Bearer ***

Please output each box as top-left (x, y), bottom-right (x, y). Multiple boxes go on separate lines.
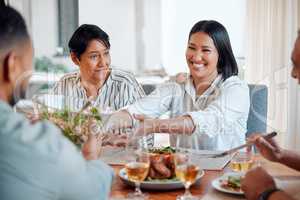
top-left (189, 20), bottom-right (238, 80)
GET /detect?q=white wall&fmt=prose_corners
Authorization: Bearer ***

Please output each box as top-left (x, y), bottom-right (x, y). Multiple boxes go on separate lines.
top-left (16, 0), bottom-right (246, 75)
top-left (142, 0), bottom-right (162, 71)
top-left (161, 0), bottom-right (246, 75)
top-left (78, 0), bottom-right (137, 72)
top-left (31, 0), bottom-right (58, 58)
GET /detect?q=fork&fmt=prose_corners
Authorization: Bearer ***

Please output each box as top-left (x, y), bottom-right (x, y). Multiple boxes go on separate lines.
top-left (192, 132), bottom-right (277, 158)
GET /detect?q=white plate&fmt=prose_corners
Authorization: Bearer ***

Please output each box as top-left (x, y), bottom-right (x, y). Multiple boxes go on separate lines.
top-left (119, 168), bottom-right (205, 190)
top-left (211, 172), bottom-right (244, 195)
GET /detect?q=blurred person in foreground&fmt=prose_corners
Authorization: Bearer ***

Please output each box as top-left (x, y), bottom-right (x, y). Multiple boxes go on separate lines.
top-left (105, 20), bottom-right (250, 151)
top-left (241, 33), bottom-right (300, 200)
top-left (0, 3), bottom-right (113, 200)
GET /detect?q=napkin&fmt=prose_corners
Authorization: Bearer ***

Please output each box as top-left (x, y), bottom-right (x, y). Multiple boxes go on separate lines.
top-left (189, 150), bottom-right (233, 170)
top-left (99, 146), bottom-right (127, 165)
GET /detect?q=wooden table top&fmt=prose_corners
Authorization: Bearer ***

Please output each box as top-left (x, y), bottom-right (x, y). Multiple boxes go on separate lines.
top-left (109, 156), bottom-right (300, 200)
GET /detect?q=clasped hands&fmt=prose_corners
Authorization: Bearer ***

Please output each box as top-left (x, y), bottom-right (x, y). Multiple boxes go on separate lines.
top-left (82, 113), bottom-right (155, 160)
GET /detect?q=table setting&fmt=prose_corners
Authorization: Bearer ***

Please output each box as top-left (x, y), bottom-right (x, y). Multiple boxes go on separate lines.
top-left (13, 95), bottom-right (300, 200)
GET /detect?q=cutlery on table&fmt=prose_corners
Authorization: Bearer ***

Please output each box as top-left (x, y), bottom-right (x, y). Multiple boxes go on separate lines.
top-left (192, 132), bottom-right (277, 159)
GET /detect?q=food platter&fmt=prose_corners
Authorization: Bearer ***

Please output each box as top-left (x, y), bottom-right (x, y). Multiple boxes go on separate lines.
top-left (119, 168), bottom-right (204, 190)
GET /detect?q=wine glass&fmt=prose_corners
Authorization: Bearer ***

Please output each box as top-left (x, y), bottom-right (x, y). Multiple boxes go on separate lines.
top-left (230, 150), bottom-right (254, 173)
top-left (174, 134), bottom-right (199, 200)
top-left (125, 135), bottom-right (150, 199)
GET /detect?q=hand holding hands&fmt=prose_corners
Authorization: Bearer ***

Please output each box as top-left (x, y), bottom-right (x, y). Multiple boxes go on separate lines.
top-left (132, 114), bottom-right (157, 136)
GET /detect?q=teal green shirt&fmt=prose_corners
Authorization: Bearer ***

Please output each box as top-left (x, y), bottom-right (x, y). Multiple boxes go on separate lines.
top-left (0, 100), bottom-right (114, 200)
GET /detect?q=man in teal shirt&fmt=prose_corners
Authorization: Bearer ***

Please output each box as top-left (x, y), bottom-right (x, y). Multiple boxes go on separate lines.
top-left (0, 3), bottom-right (114, 200)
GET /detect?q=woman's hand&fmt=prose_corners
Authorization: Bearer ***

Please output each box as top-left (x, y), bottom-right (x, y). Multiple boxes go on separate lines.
top-left (81, 134), bottom-right (102, 160)
top-left (133, 114), bottom-right (157, 136)
top-left (103, 110), bottom-right (133, 133)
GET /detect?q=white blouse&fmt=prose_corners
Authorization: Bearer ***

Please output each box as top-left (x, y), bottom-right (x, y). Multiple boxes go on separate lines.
top-left (127, 75), bottom-right (250, 151)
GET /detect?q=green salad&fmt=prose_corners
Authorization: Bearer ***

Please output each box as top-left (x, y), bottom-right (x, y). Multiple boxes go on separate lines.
top-left (40, 107), bottom-right (103, 145)
top-left (148, 146), bottom-right (176, 154)
top-left (227, 176), bottom-right (241, 188)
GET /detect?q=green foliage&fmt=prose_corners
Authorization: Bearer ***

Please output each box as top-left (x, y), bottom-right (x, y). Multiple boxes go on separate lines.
top-left (34, 56), bottom-right (69, 73)
top-left (148, 146), bottom-right (176, 154)
top-left (40, 107), bottom-right (102, 145)
top-left (227, 176), bottom-right (241, 188)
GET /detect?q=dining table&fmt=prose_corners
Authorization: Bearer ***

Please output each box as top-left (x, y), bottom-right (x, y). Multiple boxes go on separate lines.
top-left (109, 155), bottom-right (300, 200)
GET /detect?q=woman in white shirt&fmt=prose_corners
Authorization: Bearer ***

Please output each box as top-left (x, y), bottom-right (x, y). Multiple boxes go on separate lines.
top-left (106, 20), bottom-right (250, 150)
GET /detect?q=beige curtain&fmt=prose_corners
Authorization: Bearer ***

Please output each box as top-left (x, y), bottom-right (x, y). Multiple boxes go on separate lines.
top-left (245, 0), bottom-right (299, 150)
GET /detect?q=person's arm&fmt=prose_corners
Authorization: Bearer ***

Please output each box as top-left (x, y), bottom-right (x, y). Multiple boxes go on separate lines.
top-left (59, 134), bottom-right (114, 200)
top-left (252, 136), bottom-right (300, 171)
top-left (133, 114), bottom-right (195, 135)
top-left (104, 82), bottom-right (177, 132)
top-left (185, 80), bottom-right (249, 140)
top-left (103, 109), bottom-right (134, 132)
top-left (268, 191), bottom-right (296, 200)
top-left (279, 149), bottom-right (300, 171)
top-left (134, 79), bottom-right (250, 142)
top-left (241, 167), bottom-right (295, 200)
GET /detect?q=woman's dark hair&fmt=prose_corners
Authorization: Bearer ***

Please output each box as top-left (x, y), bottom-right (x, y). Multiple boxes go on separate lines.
top-left (68, 24), bottom-right (110, 59)
top-left (189, 20), bottom-right (238, 80)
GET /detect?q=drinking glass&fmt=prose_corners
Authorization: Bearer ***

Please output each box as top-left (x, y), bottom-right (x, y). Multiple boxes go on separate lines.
top-left (230, 150), bottom-right (254, 172)
top-left (125, 135), bottom-right (150, 199)
top-left (174, 135), bottom-right (199, 200)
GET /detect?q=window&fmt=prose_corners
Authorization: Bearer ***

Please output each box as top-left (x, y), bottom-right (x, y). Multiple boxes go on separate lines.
top-left (57, 0), bottom-right (78, 56)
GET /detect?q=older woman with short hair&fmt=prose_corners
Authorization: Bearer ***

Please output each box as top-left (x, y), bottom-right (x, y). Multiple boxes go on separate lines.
top-left (52, 24), bottom-right (145, 111)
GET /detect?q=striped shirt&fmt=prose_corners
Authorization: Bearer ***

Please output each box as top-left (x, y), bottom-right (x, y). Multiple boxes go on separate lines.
top-left (51, 69), bottom-right (145, 111)
top-left (51, 69), bottom-right (154, 146)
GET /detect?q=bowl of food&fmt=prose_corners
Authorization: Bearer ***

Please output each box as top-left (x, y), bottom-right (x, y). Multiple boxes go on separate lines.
top-left (33, 94), bottom-right (111, 145)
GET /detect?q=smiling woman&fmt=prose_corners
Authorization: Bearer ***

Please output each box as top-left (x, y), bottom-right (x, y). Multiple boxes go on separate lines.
top-left (106, 20), bottom-right (250, 151)
top-left (51, 24), bottom-right (145, 111)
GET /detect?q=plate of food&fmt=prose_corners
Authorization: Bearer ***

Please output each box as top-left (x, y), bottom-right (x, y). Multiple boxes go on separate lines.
top-left (211, 172), bottom-right (244, 195)
top-left (119, 146), bottom-right (205, 190)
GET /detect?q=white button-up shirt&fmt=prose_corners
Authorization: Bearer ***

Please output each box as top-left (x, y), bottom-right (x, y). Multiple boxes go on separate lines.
top-left (127, 75), bottom-right (250, 150)
top-left (0, 101), bottom-right (114, 200)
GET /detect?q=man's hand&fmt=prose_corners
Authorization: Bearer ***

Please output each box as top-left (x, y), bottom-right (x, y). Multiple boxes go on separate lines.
top-left (241, 167), bottom-right (276, 200)
top-left (81, 134), bottom-right (102, 160)
top-left (248, 133), bottom-right (284, 162)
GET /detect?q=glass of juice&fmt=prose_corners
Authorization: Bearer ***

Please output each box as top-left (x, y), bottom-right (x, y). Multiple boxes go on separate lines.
top-left (230, 151), bottom-right (254, 172)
